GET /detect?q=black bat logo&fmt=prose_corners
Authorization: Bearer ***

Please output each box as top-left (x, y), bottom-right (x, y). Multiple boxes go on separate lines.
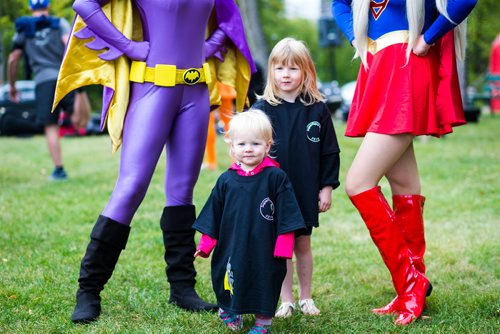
top-left (184, 69), bottom-right (201, 84)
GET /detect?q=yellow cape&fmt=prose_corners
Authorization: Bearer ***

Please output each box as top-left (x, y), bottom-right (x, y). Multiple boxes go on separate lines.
top-left (54, 0), bottom-right (251, 152)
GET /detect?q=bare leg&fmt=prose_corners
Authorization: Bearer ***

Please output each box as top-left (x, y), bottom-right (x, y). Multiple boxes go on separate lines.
top-left (295, 236), bottom-right (313, 300)
top-left (280, 259), bottom-right (294, 303)
top-left (295, 235), bottom-right (320, 315)
top-left (275, 259), bottom-right (295, 317)
top-left (45, 124), bottom-right (62, 167)
top-left (345, 132), bottom-right (414, 196)
top-left (385, 142), bottom-right (421, 195)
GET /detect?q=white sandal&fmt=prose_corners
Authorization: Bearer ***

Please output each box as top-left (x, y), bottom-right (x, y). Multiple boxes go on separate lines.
top-left (299, 299), bottom-right (320, 315)
top-left (275, 302), bottom-right (295, 318)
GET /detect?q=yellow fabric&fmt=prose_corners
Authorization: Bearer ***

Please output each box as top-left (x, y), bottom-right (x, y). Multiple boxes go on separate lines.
top-left (53, 0), bottom-right (138, 152)
top-left (54, 0), bottom-right (251, 152)
top-left (206, 14), bottom-right (251, 112)
top-left (129, 61), bottom-right (210, 86)
top-left (224, 270), bottom-right (234, 295)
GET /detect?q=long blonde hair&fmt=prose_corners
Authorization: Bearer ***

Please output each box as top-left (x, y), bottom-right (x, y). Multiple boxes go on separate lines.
top-left (352, 0), bottom-right (468, 68)
top-left (261, 37), bottom-right (324, 106)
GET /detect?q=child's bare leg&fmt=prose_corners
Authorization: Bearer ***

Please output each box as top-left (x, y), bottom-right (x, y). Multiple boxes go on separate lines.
top-left (296, 235), bottom-right (320, 315)
top-left (295, 236), bottom-right (313, 300)
top-left (275, 259), bottom-right (295, 317)
top-left (280, 259), bottom-right (294, 302)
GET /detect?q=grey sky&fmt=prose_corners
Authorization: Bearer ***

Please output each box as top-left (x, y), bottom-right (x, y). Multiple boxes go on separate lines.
top-left (285, 0), bottom-right (322, 20)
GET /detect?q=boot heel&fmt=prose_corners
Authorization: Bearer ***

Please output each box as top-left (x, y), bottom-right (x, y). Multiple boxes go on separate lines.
top-left (426, 282), bottom-right (433, 297)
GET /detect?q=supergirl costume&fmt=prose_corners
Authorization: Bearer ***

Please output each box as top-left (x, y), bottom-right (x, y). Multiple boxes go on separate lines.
top-left (253, 99), bottom-right (341, 230)
top-left (332, 0), bottom-right (477, 137)
top-left (54, 0), bottom-right (255, 323)
top-left (193, 157), bottom-right (306, 317)
top-left (332, 0), bottom-right (477, 325)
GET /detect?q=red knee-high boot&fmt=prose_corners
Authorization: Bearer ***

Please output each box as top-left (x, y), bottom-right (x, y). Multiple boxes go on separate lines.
top-left (349, 187), bottom-right (429, 325)
top-left (372, 194), bottom-right (432, 315)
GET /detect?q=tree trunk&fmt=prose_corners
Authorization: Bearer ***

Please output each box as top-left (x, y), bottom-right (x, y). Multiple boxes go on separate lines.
top-left (237, 0), bottom-right (268, 72)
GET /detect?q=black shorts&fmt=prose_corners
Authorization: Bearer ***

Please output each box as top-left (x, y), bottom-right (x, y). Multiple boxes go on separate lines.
top-left (35, 80), bottom-right (74, 126)
top-left (295, 226), bottom-right (314, 237)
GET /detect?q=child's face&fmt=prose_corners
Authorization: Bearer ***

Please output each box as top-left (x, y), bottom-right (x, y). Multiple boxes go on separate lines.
top-left (273, 62), bottom-right (302, 100)
top-left (231, 134), bottom-right (270, 171)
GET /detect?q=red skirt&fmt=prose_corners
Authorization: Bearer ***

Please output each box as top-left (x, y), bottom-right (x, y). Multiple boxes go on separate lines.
top-left (346, 32), bottom-right (465, 137)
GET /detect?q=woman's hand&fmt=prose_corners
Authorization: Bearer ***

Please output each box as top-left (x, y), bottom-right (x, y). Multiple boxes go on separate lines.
top-left (412, 35), bottom-right (432, 57)
top-left (123, 40), bottom-right (150, 61)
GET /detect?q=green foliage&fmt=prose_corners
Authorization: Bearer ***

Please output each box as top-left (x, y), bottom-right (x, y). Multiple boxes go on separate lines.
top-left (0, 0), bottom-right (76, 81)
top-left (0, 115), bottom-right (499, 333)
top-left (467, 0), bottom-right (500, 86)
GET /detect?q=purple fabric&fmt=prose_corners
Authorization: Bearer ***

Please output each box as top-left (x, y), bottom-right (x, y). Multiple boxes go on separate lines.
top-left (205, 28), bottom-right (227, 61)
top-left (215, 0), bottom-right (256, 73)
top-left (100, 86), bottom-right (113, 130)
top-left (74, 0), bottom-right (236, 225)
top-left (73, 0), bottom-right (150, 61)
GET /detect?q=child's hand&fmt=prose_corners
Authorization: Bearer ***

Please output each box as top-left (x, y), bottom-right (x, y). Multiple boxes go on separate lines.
top-left (318, 186), bottom-right (333, 212)
top-left (194, 249), bottom-right (209, 258)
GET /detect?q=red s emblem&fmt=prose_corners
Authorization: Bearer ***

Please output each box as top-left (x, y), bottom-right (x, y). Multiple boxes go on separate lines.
top-left (370, 0), bottom-right (389, 20)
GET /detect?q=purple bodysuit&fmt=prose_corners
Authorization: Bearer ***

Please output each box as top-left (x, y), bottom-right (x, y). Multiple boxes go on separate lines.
top-left (73, 0), bottom-right (227, 225)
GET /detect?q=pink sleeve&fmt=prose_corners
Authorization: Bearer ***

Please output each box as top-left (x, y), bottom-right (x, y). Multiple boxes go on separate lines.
top-left (197, 234), bottom-right (217, 258)
top-left (274, 232), bottom-right (295, 259)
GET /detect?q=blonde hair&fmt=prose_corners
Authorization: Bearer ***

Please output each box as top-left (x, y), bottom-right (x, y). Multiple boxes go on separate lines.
top-left (226, 109), bottom-right (274, 158)
top-left (352, 0), bottom-right (468, 68)
top-left (261, 37), bottom-right (324, 106)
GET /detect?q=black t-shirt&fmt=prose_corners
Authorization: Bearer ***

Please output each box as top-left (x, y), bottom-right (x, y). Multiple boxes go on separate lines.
top-left (253, 99), bottom-right (341, 226)
top-left (193, 167), bottom-right (305, 316)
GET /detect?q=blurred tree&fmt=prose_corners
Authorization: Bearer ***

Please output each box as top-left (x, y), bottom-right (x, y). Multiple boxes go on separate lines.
top-left (238, 0), bottom-right (269, 72)
top-left (2, 0), bottom-right (498, 90)
top-left (467, 0), bottom-right (500, 87)
top-left (0, 0), bottom-right (75, 83)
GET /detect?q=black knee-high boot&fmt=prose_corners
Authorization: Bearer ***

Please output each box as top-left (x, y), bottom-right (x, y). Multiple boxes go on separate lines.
top-left (160, 205), bottom-right (217, 311)
top-left (71, 216), bottom-right (130, 323)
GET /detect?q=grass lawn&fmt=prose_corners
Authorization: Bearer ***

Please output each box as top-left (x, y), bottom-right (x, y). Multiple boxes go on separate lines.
top-left (0, 114), bottom-right (499, 333)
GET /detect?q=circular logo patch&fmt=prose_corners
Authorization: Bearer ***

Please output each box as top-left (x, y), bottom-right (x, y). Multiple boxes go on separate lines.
top-left (306, 121), bottom-right (321, 143)
top-left (183, 68), bottom-right (201, 85)
top-left (260, 197), bottom-right (275, 221)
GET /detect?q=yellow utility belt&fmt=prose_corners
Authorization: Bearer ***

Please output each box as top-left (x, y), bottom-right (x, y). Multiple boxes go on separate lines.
top-left (368, 30), bottom-right (409, 55)
top-left (129, 61), bottom-right (211, 87)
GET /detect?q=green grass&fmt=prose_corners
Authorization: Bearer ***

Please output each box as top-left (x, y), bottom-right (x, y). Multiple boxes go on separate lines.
top-left (1, 115), bottom-right (499, 333)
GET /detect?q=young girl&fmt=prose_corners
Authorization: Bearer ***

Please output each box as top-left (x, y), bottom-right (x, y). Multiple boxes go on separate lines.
top-left (332, 0), bottom-right (476, 326)
top-left (252, 37), bottom-right (341, 317)
top-left (193, 110), bottom-right (306, 334)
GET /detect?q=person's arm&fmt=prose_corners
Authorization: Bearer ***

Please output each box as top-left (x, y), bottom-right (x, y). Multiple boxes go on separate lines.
top-left (205, 28), bottom-right (227, 61)
top-left (318, 186), bottom-right (333, 213)
top-left (7, 49), bottom-right (23, 102)
top-left (319, 104), bottom-right (341, 193)
top-left (423, 0), bottom-right (477, 44)
top-left (332, 0), bottom-right (355, 45)
top-left (59, 17), bottom-right (72, 46)
top-left (72, 0), bottom-right (149, 61)
top-left (194, 234), bottom-right (218, 258)
top-left (274, 232), bottom-right (295, 259)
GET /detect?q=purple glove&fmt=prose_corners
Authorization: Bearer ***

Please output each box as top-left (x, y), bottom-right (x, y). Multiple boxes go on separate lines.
top-left (205, 28), bottom-right (227, 61)
top-left (73, 0), bottom-right (149, 61)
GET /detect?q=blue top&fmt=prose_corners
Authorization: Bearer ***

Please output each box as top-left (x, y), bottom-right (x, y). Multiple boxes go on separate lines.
top-left (332, 0), bottom-right (477, 44)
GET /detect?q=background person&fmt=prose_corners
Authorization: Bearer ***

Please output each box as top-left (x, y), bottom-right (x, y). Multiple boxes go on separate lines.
top-left (8, 0), bottom-right (74, 180)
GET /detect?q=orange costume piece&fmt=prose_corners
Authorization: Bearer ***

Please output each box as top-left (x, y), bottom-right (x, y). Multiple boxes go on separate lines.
top-left (204, 82), bottom-right (237, 170)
